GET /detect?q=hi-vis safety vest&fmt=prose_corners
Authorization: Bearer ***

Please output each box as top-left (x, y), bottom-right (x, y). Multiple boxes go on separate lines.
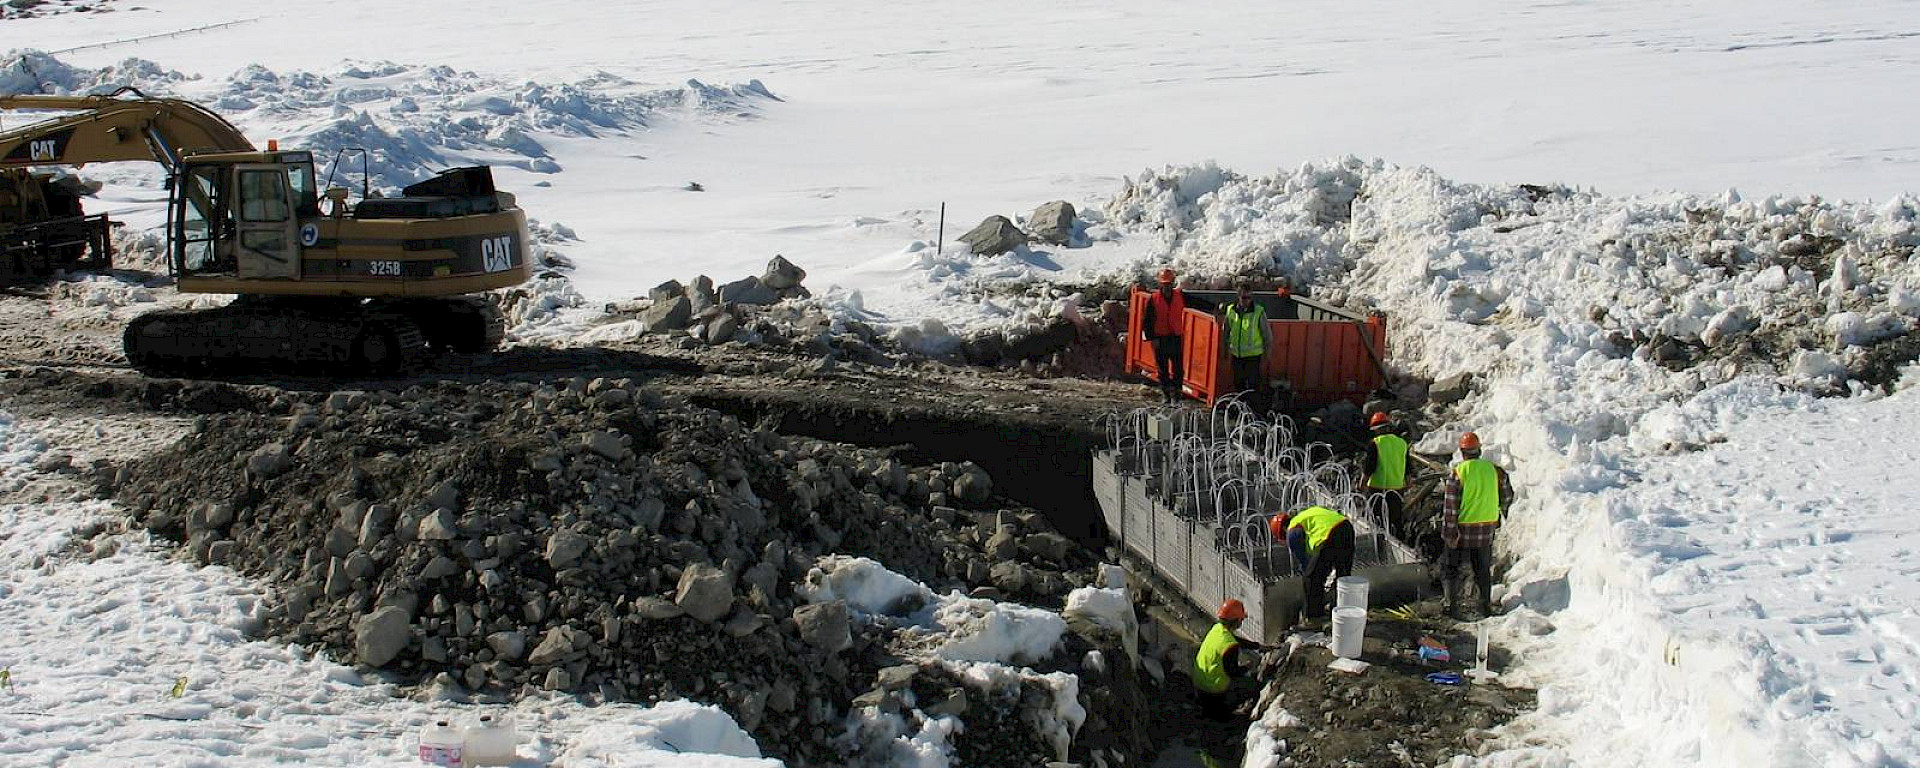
top-left (1224, 303), bottom-right (1267, 358)
top-left (1149, 290), bottom-right (1186, 337)
top-left (1289, 506), bottom-right (1347, 552)
top-left (1455, 459), bottom-right (1501, 525)
top-left (1193, 621), bottom-right (1240, 693)
top-left (1369, 434), bottom-right (1408, 490)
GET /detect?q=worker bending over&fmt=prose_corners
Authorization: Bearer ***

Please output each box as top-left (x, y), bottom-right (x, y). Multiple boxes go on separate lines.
top-left (1140, 269), bottom-right (1186, 404)
top-left (1270, 506), bottom-right (1355, 627)
top-left (1362, 412), bottom-right (1410, 538)
top-left (1443, 431), bottom-right (1514, 619)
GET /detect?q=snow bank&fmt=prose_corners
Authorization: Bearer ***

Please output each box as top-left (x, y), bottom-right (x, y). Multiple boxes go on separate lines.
top-left (2, 51), bottom-right (776, 193)
top-left (1097, 160), bottom-right (1920, 766)
top-left (560, 700), bottom-right (779, 767)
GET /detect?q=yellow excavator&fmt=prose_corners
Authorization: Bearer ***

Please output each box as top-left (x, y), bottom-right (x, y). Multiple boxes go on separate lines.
top-left (0, 87), bottom-right (532, 374)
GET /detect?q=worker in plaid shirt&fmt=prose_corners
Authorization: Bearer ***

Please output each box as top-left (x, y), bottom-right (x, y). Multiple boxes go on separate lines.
top-left (1441, 431), bottom-right (1514, 619)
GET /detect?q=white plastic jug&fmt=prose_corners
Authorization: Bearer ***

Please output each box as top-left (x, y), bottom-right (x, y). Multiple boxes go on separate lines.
top-left (1330, 606), bottom-right (1367, 659)
top-left (1334, 576), bottom-right (1370, 611)
top-left (418, 720), bottom-right (463, 767)
top-left (462, 714), bottom-right (518, 766)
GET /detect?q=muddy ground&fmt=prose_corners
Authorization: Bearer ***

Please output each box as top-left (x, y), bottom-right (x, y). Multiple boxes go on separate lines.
top-left (0, 283), bottom-right (1535, 767)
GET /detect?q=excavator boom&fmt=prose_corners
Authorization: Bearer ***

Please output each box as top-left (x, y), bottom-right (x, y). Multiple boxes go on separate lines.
top-left (0, 93), bottom-right (254, 169)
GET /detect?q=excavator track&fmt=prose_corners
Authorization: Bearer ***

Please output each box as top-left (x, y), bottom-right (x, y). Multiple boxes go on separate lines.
top-left (121, 296), bottom-right (502, 377)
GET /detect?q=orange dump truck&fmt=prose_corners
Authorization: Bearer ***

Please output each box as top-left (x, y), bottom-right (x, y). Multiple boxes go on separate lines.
top-left (1125, 287), bottom-right (1388, 408)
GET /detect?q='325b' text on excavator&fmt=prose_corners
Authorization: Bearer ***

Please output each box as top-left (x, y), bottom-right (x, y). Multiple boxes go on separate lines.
top-left (0, 87), bottom-right (532, 374)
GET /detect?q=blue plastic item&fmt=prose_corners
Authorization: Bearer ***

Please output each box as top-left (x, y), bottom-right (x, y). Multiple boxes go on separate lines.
top-left (1425, 671), bottom-right (1463, 686)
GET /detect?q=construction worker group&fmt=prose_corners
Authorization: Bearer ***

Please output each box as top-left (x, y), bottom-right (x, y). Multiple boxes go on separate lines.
top-left (1192, 422), bottom-right (1515, 724)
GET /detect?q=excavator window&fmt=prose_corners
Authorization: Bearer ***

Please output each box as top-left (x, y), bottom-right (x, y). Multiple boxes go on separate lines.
top-left (285, 162), bottom-right (320, 217)
top-left (176, 164), bottom-right (231, 274)
top-left (238, 169), bottom-right (290, 222)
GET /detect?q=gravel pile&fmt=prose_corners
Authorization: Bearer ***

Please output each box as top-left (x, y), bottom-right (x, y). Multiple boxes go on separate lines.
top-left (109, 375), bottom-right (1119, 766)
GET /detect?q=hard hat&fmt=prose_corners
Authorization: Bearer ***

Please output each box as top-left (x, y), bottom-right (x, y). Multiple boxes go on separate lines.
top-left (1157, 268), bottom-right (1177, 284)
top-left (1218, 599), bottom-right (1247, 622)
top-left (1459, 431), bottom-right (1481, 451)
top-left (1268, 513), bottom-right (1290, 541)
top-left (1368, 412), bottom-right (1390, 428)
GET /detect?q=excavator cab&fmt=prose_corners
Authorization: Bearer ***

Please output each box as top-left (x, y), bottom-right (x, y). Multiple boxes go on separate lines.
top-left (172, 152), bottom-right (318, 280)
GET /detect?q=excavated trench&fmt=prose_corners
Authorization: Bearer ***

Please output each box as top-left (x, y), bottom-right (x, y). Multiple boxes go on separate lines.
top-left (686, 391), bottom-right (1110, 543)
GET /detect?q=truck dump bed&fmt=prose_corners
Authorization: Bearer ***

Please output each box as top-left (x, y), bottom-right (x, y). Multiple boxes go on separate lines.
top-left (1124, 287), bottom-right (1387, 407)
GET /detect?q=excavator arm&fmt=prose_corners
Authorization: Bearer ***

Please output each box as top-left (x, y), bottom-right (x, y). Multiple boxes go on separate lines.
top-left (0, 92), bottom-right (254, 170)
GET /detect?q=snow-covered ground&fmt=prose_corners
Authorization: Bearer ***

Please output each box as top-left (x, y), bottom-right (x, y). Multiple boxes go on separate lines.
top-left (7, 1), bottom-right (1920, 766)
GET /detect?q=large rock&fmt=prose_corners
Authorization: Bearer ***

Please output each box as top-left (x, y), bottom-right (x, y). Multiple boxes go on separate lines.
top-left (1427, 372), bottom-right (1475, 406)
top-left (486, 630), bottom-right (527, 661)
top-left (1020, 532), bottom-right (1073, 564)
top-left (675, 563), bottom-right (735, 623)
top-left (354, 606), bottom-right (412, 668)
top-left (686, 276), bottom-right (717, 313)
top-left (247, 443), bottom-right (292, 478)
top-left (583, 430), bottom-right (626, 460)
top-left (546, 530), bottom-right (593, 569)
top-left (959, 215), bottom-right (1027, 256)
top-left (648, 279), bottom-right (685, 303)
top-left (417, 509), bottom-right (458, 540)
top-left (1027, 201), bottom-right (1075, 246)
top-left (762, 255), bottom-right (807, 290)
top-left (719, 276), bottom-right (779, 306)
top-left (643, 295), bottom-right (693, 332)
top-left (793, 600), bottom-right (851, 654)
top-left (527, 626), bottom-right (585, 666)
top-left (706, 313), bottom-right (740, 345)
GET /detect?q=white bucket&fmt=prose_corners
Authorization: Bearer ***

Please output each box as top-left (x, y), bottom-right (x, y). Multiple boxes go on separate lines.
top-left (1330, 606), bottom-right (1367, 659)
top-left (1335, 576), bottom-right (1370, 611)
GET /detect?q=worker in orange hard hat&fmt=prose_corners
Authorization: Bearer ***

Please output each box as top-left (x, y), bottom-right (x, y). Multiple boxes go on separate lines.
top-left (1363, 411), bottom-right (1411, 538)
top-left (1141, 268), bottom-right (1187, 404)
top-left (1193, 598), bottom-right (1253, 723)
top-left (1443, 431), bottom-right (1514, 619)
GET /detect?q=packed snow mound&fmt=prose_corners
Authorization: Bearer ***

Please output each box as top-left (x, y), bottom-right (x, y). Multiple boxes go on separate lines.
top-left (930, 596), bottom-right (1067, 665)
top-left (1, 51), bottom-right (777, 191)
top-left (800, 555), bottom-right (937, 615)
top-left (801, 556), bottom-right (1065, 665)
top-left (560, 700), bottom-right (780, 767)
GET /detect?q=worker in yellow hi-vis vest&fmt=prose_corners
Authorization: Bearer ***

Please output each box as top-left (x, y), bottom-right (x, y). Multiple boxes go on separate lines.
top-left (1218, 284), bottom-right (1272, 411)
top-left (1363, 411), bottom-right (1411, 538)
top-left (1192, 599), bottom-right (1252, 722)
top-left (1443, 431), bottom-right (1515, 619)
top-left (1269, 506), bottom-right (1356, 627)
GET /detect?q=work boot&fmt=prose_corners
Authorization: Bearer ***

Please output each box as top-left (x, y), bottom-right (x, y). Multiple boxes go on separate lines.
top-left (1443, 579), bottom-right (1461, 620)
